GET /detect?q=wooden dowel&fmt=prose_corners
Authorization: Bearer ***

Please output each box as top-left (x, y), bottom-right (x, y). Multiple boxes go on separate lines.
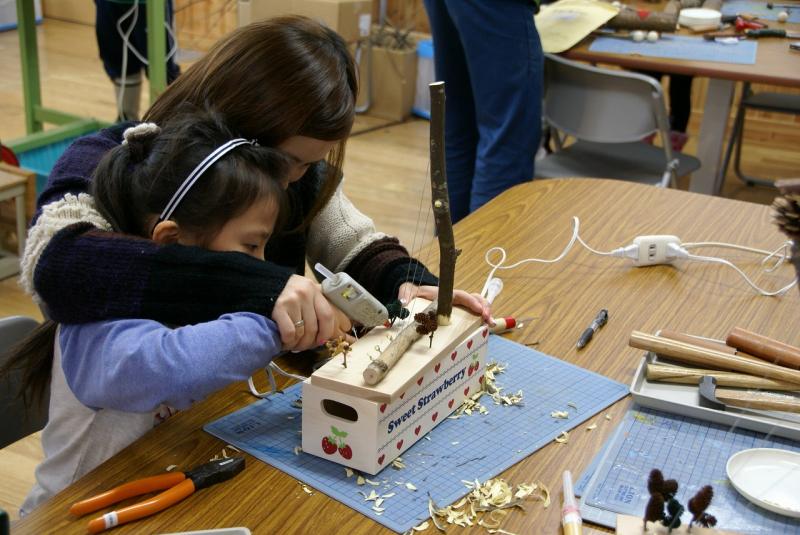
top-left (726, 327), bottom-right (800, 370)
top-left (646, 363), bottom-right (800, 391)
top-left (629, 331), bottom-right (800, 386)
top-left (715, 388), bottom-right (800, 414)
top-left (362, 301), bottom-right (437, 386)
top-left (659, 330), bottom-right (734, 354)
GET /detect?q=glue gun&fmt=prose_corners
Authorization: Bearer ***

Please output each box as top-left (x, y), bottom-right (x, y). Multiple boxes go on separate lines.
top-left (315, 263), bottom-right (389, 328)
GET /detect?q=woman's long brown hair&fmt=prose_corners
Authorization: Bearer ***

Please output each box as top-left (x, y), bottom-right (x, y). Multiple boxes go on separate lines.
top-left (146, 16), bottom-right (358, 227)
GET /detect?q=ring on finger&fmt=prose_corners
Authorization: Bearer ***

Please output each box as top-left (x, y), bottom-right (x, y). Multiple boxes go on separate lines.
top-left (294, 319), bottom-right (305, 328)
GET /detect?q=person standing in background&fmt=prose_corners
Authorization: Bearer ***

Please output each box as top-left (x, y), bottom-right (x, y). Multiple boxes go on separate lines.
top-left (422, 0), bottom-right (543, 223)
top-left (95, 0), bottom-right (181, 121)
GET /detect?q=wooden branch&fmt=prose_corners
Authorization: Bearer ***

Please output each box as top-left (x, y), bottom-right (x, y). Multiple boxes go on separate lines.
top-left (606, 8), bottom-right (678, 32)
top-left (629, 331), bottom-right (800, 386)
top-left (646, 363), bottom-right (800, 391)
top-left (362, 301), bottom-right (437, 386)
top-left (429, 81), bottom-right (457, 326)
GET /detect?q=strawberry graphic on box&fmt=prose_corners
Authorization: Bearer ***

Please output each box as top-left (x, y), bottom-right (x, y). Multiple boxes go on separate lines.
top-left (321, 425), bottom-right (351, 459)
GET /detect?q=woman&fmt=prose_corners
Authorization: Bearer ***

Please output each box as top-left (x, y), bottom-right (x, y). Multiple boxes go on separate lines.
top-left (22, 16), bottom-right (489, 350)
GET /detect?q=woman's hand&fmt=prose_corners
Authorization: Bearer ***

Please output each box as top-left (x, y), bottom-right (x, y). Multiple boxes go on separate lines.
top-left (397, 283), bottom-right (492, 323)
top-left (272, 275), bottom-right (353, 350)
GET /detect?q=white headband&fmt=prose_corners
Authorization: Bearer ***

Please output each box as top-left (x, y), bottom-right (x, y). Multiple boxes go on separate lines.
top-left (158, 138), bottom-right (256, 223)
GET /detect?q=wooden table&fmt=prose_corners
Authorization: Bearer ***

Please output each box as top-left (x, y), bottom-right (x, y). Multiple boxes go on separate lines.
top-left (14, 179), bottom-right (800, 534)
top-left (564, 7), bottom-right (800, 196)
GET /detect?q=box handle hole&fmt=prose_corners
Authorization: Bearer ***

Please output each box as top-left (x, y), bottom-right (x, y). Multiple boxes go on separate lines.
top-left (322, 399), bottom-right (359, 422)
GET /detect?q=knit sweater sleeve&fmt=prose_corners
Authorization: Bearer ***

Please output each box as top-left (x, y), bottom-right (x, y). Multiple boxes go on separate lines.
top-left (306, 181), bottom-right (438, 305)
top-left (59, 313), bottom-right (282, 412)
top-left (23, 127), bottom-right (295, 325)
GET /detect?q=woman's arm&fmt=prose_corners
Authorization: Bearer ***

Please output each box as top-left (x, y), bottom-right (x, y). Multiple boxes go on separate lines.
top-left (305, 183), bottom-right (439, 304)
top-left (24, 127), bottom-right (296, 324)
top-left (59, 312), bottom-right (282, 412)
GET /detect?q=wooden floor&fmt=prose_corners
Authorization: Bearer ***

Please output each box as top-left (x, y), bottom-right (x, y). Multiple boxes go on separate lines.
top-left (1, 18), bottom-right (798, 521)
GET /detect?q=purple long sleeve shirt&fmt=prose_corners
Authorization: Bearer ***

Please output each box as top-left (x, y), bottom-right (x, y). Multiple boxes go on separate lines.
top-left (59, 312), bottom-right (282, 412)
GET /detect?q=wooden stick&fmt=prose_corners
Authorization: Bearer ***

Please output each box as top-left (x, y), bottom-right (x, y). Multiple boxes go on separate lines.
top-left (646, 363), bottom-right (800, 391)
top-left (658, 330), bottom-right (734, 354)
top-left (629, 331), bottom-right (800, 386)
top-left (659, 329), bottom-right (761, 362)
top-left (726, 327), bottom-right (800, 370)
top-left (715, 388), bottom-right (800, 413)
top-left (429, 81), bottom-right (457, 326)
top-left (362, 301), bottom-right (437, 386)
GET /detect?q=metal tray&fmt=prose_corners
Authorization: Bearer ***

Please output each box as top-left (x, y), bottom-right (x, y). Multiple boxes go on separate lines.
top-left (630, 352), bottom-right (800, 441)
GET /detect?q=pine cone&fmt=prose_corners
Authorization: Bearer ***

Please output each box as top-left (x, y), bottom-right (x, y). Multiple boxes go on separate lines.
top-left (775, 179), bottom-right (800, 294)
top-left (688, 485), bottom-right (713, 517)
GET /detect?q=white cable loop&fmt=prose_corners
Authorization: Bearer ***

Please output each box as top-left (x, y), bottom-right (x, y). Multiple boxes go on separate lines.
top-left (480, 216), bottom-right (797, 299)
top-left (248, 361), bottom-right (308, 399)
top-left (685, 253), bottom-right (798, 297)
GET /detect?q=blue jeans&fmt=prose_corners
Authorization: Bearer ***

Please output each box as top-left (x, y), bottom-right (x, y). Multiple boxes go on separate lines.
top-left (423, 0), bottom-right (543, 223)
top-left (95, 0), bottom-right (180, 83)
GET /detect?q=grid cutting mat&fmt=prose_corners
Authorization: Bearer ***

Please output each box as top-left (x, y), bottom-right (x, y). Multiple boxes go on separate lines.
top-left (589, 35), bottom-right (758, 64)
top-left (579, 406), bottom-right (800, 534)
top-left (721, 0), bottom-right (800, 23)
top-left (204, 336), bottom-right (628, 533)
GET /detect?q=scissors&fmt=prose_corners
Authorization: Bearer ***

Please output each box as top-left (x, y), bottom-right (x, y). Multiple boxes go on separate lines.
top-left (70, 457), bottom-right (245, 534)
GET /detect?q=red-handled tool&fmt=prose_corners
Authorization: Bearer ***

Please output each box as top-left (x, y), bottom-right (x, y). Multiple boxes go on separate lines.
top-left (734, 16), bottom-right (767, 30)
top-left (70, 457), bottom-right (245, 533)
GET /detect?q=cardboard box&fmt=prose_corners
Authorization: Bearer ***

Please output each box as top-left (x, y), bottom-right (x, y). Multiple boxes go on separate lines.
top-left (368, 45), bottom-right (417, 122)
top-left (42, 0), bottom-right (93, 26)
top-left (302, 299), bottom-right (486, 474)
top-left (238, 0), bottom-right (371, 43)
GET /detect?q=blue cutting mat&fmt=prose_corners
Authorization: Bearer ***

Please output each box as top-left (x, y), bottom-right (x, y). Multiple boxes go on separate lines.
top-left (204, 336), bottom-right (628, 533)
top-left (722, 0), bottom-right (800, 23)
top-left (589, 35), bottom-right (758, 64)
top-left (579, 406), bottom-right (800, 534)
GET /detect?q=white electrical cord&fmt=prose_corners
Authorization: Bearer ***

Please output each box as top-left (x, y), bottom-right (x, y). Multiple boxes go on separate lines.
top-left (480, 216), bottom-right (797, 298)
top-left (115, 1), bottom-right (180, 119)
top-left (248, 360), bottom-right (308, 399)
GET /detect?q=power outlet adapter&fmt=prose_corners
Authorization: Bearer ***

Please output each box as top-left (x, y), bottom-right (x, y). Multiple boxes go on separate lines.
top-left (630, 235), bottom-right (682, 266)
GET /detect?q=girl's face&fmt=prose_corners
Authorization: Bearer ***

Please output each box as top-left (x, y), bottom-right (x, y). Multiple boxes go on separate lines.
top-left (202, 196), bottom-right (279, 259)
top-left (277, 136), bottom-right (339, 187)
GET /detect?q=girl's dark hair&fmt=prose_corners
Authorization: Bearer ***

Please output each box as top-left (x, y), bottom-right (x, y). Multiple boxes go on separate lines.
top-left (1, 109), bottom-right (288, 407)
top-left (93, 108), bottom-right (289, 243)
top-left (145, 16), bottom-right (358, 229)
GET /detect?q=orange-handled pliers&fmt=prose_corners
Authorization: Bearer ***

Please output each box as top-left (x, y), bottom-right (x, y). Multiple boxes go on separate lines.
top-left (70, 457), bottom-right (245, 534)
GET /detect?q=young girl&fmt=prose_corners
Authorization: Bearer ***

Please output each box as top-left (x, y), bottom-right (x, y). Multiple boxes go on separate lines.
top-left (14, 111), bottom-right (292, 514)
top-left (22, 16), bottom-right (491, 355)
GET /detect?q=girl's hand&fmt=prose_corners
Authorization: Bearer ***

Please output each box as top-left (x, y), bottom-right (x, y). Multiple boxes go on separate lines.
top-left (273, 275), bottom-right (353, 350)
top-left (397, 283), bottom-right (492, 324)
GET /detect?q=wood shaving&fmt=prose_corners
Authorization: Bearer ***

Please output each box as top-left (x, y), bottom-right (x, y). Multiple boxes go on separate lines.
top-left (165, 464), bottom-right (177, 472)
top-left (406, 482), bottom-right (418, 491)
top-left (567, 402), bottom-right (578, 410)
top-left (427, 478), bottom-right (549, 533)
top-left (451, 362), bottom-right (523, 420)
top-left (392, 457), bottom-right (406, 469)
top-left (411, 521), bottom-right (430, 531)
top-left (375, 498), bottom-right (385, 508)
top-left (554, 430), bottom-right (569, 444)
top-left (345, 468), bottom-right (354, 478)
top-left (382, 492), bottom-right (396, 498)
top-left (550, 410), bottom-right (569, 419)
top-left (357, 475), bottom-right (366, 486)
top-left (586, 423), bottom-right (598, 431)
top-left (287, 415), bottom-right (295, 420)
top-left (488, 529), bottom-right (518, 534)
top-left (365, 478), bottom-right (380, 486)
top-left (291, 398), bottom-right (303, 409)
top-left (451, 441), bottom-right (460, 445)
top-left (227, 445), bottom-right (241, 452)
top-left (302, 485), bottom-right (313, 495)
top-left (293, 446), bottom-right (302, 455)
top-left (605, 413), bottom-right (612, 420)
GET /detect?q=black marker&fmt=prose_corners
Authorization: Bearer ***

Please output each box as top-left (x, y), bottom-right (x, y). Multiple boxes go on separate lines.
top-left (576, 309), bottom-right (608, 350)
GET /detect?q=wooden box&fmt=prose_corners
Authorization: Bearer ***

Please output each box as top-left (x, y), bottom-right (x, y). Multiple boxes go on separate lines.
top-left (302, 299), bottom-right (487, 474)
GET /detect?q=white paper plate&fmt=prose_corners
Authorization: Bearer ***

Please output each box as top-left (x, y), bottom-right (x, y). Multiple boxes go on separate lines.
top-left (727, 448), bottom-right (800, 518)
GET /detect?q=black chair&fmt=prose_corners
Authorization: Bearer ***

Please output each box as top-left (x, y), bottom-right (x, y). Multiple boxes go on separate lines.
top-left (0, 316), bottom-right (48, 449)
top-left (721, 82), bottom-right (800, 187)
